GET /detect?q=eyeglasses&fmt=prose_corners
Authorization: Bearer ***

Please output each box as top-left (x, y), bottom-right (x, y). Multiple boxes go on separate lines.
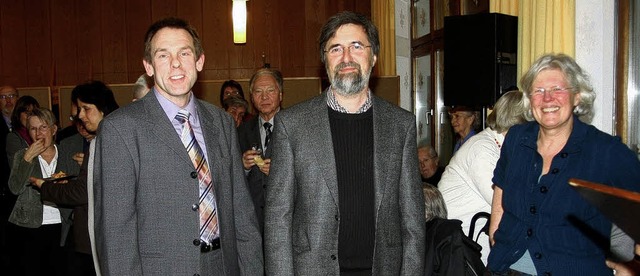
top-left (0, 94), bottom-right (18, 100)
top-left (325, 42), bottom-right (372, 57)
top-left (531, 86), bottom-right (572, 97)
top-left (29, 124), bottom-right (51, 133)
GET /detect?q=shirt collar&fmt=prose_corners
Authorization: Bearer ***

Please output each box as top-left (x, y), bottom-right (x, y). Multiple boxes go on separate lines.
top-left (326, 88), bottom-right (373, 114)
top-left (155, 88), bottom-right (198, 123)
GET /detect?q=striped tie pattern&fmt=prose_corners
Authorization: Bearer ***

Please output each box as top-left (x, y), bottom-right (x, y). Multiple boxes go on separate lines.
top-left (175, 110), bottom-right (219, 244)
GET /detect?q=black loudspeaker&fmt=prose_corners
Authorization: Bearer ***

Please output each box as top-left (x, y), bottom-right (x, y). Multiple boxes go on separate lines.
top-left (444, 13), bottom-right (518, 107)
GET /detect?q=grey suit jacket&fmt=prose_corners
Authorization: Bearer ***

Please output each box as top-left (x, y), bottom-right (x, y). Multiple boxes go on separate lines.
top-left (93, 92), bottom-right (263, 275)
top-left (264, 92), bottom-right (426, 275)
top-left (8, 147), bottom-right (75, 246)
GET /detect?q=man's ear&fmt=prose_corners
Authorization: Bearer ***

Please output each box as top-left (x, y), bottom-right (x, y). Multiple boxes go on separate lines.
top-left (196, 54), bottom-right (205, 72)
top-left (143, 59), bottom-right (154, 77)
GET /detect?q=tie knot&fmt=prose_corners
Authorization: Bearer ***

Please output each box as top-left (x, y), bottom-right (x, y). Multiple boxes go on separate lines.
top-left (176, 110), bottom-right (191, 123)
top-left (263, 122), bottom-right (272, 131)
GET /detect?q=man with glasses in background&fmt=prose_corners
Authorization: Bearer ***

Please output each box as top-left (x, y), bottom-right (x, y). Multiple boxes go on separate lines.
top-left (0, 85), bottom-right (18, 273)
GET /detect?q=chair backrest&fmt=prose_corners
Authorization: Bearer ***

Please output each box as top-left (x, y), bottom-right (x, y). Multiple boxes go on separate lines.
top-left (468, 211), bottom-right (490, 242)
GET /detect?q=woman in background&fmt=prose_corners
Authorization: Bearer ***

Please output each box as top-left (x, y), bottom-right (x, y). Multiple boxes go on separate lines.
top-left (5, 95), bottom-right (40, 164)
top-left (32, 80), bottom-right (119, 276)
top-left (7, 107), bottom-right (74, 275)
top-left (448, 106), bottom-right (481, 153)
top-left (439, 90), bottom-right (528, 264)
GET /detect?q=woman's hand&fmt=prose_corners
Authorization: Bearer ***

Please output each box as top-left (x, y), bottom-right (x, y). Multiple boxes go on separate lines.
top-left (23, 139), bottom-right (46, 163)
top-left (489, 186), bottom-right (504, 246)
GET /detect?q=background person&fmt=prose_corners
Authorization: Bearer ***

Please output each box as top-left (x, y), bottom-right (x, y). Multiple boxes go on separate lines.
top-left (423, 185), bottom-right (485, 275)
top-left (449, 106), bottom-right (480, 153)
top-left (237, 68), bottom-right (283, 232)
top-left (132, 74), bottom-right (153, 101)
top-left (32, 80), bottom-right (119, 276)
top-left (5, 96), bottom-right (40, 164)
top-left (417, 145), bottom-right (444, 186)
top-left (7, 107), bottom-right (75, 275)
top-left (264, 11), bottom-right (425, 275)
top-left (488, 53), bottom-right (640, 275)
top-left (0, 85), bottom-right (18, 273)
top-left (438, 90), bottom-right (528, 264)
top-left (223, 97), bottom-right (249, 127)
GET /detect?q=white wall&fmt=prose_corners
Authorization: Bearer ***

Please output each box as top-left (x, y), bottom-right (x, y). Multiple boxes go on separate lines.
top-left (575, 0), bottom-right (616, 134)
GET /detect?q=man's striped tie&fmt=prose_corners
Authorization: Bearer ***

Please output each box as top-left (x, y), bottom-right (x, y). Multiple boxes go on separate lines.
top-left (175, 110), bottom-right (219, 244)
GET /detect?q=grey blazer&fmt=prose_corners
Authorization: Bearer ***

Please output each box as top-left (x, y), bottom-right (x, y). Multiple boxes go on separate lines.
top-left (93, 92), bottom-right (263, 275)
top-left (264, 92), bottom-right (426, 275)
top-left (8, 147), bottom-right (75, 246)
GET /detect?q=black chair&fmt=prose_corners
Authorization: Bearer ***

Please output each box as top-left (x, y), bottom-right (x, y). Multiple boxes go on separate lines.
top-left (468, 211), bottom-right (490, 242)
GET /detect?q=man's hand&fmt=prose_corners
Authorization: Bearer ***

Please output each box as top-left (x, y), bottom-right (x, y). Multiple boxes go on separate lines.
top-left (72, 152), bottom-right (84, 166)
top-left (242, 149), bottom-right (261, 170)
top-left (258, 158), bottom-right (271, 176)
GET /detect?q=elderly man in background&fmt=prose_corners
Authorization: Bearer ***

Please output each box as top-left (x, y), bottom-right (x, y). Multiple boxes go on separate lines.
top-left (417, 145), bottom-right (444, 186)
top-left (132, 74), bottom-right (153, 101)
top-left (0, 85), bottom-right (18, 274)
top-left (237, 68), bottom-right (283, 232)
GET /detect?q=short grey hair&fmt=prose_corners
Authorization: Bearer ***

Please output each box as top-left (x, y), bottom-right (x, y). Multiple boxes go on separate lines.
top-left (133, 74), bottom-right (153, 100)
top-left (486, 90), bottom-right (529, 133)
top-left (423, 184), bottom-right (447, 221)
top-left (519, 53), bottom-right (595, 123)
top-left (249, 68), bottom-right (284, 94)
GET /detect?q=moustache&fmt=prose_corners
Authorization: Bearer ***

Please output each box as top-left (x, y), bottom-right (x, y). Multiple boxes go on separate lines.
top-left (334, 62), bottom-right (361, 72)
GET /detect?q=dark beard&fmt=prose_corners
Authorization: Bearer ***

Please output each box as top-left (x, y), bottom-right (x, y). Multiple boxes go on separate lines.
top-left (330, 62), bottom-right (371, 96)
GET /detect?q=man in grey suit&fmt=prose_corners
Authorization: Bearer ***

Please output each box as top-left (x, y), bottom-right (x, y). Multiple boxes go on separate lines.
top-left (93, 18), bottom-right (263, 275)
top-left (237, 68), bottom-right (283, 233)
top-left (264, 11), bottom-right (425, 275)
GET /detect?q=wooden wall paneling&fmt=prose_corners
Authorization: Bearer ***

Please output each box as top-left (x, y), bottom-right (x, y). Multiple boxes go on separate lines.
top-left (177, 0), bottom-right (203, 36)
top-left (1, 0), bottom-right (28, 86)
top-left (247, 0), bottom-right (280, 76)
top-left (201, 0), bottom-right (232, 80)
top-left (50, 0), bottom-right (78, 86)
top-left (100, 0), bottom-right (129, 84)
top-left (279, 0), bottom-right (305, 77)
top-left (303, 0), bottom-right (326, 77)
top-left (126, 0), bottom-right (153, 82)
top-left (229, 0), bottom-right (263, 79)
top-left (25, 0), bottom-right (52, 87)
top-left (151, 0), bottom-right (177, 22)
top-left (76, 0), bottom-right (103, 85)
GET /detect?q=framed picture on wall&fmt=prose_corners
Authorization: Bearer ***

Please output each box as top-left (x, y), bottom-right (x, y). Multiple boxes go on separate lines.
top-left (412, 0), bottom-right (431, 39)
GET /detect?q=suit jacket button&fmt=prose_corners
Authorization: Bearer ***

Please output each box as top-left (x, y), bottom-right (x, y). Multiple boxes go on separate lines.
top-left (191, 204), bottom-right (199, 211)
top-left (193, 239), bottom-right (201, 246)
top-left (330, 255), bottom-right (337, 260)
top-left (191, 171), bottom-right (198, 179)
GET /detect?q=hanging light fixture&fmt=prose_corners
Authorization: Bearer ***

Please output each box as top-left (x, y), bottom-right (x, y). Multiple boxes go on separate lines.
top-left (232, 0), bottom-right (248, 44)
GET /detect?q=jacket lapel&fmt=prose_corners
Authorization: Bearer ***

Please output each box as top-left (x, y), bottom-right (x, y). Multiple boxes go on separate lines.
top-left (372, 97), bottom-right (391, 213)
top-left (309, 94), bottom-right (340, 207)
top-left (143, 94), bottom-right (192, 166)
